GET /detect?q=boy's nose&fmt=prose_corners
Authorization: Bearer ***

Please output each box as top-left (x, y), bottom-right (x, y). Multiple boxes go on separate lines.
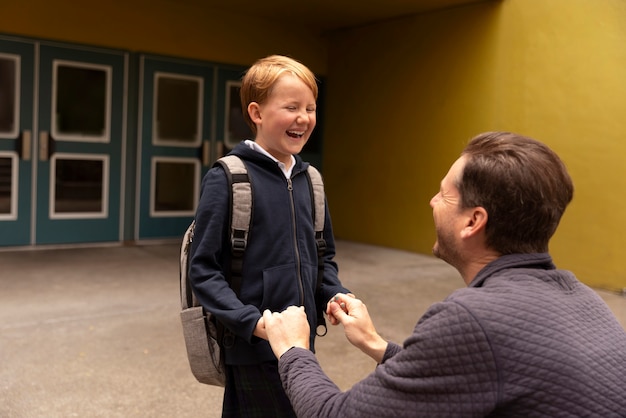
top-left (297, 111), bottom-right (310, 123)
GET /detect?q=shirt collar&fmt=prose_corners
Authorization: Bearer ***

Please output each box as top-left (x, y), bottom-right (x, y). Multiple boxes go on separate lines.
top-left (244, 140), bottom-right (295, 178)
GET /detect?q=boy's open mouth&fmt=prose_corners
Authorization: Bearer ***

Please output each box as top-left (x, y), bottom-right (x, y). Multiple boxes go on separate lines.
top-left (287, 130), bottom-right (304, 138)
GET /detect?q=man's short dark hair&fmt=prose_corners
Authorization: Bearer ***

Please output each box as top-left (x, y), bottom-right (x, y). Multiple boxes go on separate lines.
top-left (459, 132), bottom-right (574, 254)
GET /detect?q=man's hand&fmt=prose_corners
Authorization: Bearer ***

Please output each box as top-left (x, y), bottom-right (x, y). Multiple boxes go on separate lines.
top-left (326, 293), bottom-right (355, 325)
top-left (327, 293), bottom-right (388, 363)
top-left (263, 306), bottom-right (310, 358)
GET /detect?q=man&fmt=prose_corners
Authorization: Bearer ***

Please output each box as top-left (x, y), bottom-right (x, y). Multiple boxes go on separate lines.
top-left (263, 132), bottom-right (626, 417)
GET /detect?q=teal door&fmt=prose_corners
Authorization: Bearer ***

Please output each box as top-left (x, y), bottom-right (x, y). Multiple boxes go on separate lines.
top-left (34, 44), bottom-right (126, 245)
top-left (136, 56), bottom-right (216, 240)
top-left (0, 37), bottom-right (127, 247)
top-left (0, 38), bottom-right (35, 246)
top-left (214, 67), bottom-right (253, 158)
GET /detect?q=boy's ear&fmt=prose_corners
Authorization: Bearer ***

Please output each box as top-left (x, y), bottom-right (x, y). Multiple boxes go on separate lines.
top-left (460, 207), bottom-right (488, 239)
top-left (248, 102), bottom-right (261, 124)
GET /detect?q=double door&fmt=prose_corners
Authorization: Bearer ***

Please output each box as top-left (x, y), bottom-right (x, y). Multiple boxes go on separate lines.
top-left (136, 56), bottom-right (252, 239)
top-left (0, 36), bottom-right (253, 247)
top-left (0, 37), bottom-right (126, 246)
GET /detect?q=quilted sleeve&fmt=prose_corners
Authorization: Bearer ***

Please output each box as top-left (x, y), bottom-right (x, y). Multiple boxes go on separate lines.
top-left (279, 301), bottom-right (499, 418)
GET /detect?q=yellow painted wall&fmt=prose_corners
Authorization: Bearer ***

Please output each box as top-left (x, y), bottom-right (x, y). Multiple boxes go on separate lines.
top-left (4, 0), bottom-right (626, 290)
top-left (0, 0), bottom-right (328, 74)
top-left (323, 2), bottom-right (503, 255)
top-left (494, 0), bottom-right (626, 291)
top-left (324, 0), bottom-right (626, 291)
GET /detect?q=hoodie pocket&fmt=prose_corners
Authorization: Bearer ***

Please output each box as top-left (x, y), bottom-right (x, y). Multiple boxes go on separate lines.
top-left (261, 264), bottom-right (300, 311)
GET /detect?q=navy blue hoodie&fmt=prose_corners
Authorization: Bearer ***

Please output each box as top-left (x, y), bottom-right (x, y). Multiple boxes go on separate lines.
top-left (189, 142), bottom-right (349, 365)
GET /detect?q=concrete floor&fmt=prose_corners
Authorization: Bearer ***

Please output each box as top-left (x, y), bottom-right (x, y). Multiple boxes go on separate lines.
top-left (1, 241), bottom-right (625, 418)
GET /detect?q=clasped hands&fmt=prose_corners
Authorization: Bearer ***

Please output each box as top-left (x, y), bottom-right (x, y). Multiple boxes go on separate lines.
top-left (261, 293), bottom-right (389, 363)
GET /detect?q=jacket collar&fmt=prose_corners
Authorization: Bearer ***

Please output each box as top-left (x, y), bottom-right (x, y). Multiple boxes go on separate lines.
top-left (230, 142), bottom-right (308, 175)
top-left (469, 253), bottom-right (556, 288)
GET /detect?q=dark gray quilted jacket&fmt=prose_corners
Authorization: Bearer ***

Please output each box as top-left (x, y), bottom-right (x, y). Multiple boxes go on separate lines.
top-left (279, 253), bottom-right (626, 417)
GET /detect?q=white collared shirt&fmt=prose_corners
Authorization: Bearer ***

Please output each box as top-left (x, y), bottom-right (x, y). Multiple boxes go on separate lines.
top-left (244, 140), bottom-right (295, 179)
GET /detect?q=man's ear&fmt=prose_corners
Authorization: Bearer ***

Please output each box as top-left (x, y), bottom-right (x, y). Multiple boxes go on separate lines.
top-left (460, 207), bottom-right (488, 239)
top-left (248, 102), bottom-right (261, 124)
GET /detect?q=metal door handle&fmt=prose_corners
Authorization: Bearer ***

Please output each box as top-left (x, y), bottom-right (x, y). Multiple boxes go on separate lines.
top-left (39, 131), bottom-right (49, 161)
top-left (39, 131), bottom-right (56, 161)
top-left (202, 140), bottom-right (210, 166)
top-left (17, 130), bottom-right (32, 161)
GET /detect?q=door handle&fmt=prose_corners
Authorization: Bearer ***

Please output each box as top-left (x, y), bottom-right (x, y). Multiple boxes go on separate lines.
top-left (202, 140), bottom-right (210, 166)
top-left (17, 130), bottom-right (32, 161)
top-left (39, 131), bottom-right (56, 161)
top-left (39, 131), bottom-right (49, 161)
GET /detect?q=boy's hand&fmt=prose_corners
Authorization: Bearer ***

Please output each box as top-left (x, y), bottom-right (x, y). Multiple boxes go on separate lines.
top-left (253, 316), bottom-right (267, 340)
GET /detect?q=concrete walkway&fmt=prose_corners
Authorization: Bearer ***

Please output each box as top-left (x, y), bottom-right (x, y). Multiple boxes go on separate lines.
top-left (1, 241), bottom-right (625, 417)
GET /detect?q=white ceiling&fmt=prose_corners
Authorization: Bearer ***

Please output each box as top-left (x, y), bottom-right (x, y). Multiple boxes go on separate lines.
top-left (185, 0), bottom-right (494, 35)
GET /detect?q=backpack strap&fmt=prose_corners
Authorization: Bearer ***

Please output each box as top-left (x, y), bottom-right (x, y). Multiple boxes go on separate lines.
top-left (215, 155), bottom-right (252, 297)
top-left (180, 220), bottom-right (197, 310)
top-left (305, 165), bottom-right (328, 336)
top-left (181, 156), bottom-right (250, 311)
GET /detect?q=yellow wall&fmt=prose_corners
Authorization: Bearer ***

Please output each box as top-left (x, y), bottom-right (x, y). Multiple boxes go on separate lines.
top-left (323, 3), bottom-right (502, 254)
top-left (494, 0), bottom-right (626, 291)
top-left (324, 0), bottom-right (626, 291)
top-left (0, 0), bottom-right (329, 74)
top-left (4, 0), bottom-right (626, 291)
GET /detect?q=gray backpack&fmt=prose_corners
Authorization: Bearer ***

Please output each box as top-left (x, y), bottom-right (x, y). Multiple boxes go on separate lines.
top-left (179, 155), bottom-right (326, 386)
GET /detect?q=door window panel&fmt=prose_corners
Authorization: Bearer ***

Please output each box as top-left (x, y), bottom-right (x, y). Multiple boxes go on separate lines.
top-left (51, 154), bottom-right (108, 218)
top-left (0, 153), bottom-right (17, 219)
top-left (224, 80), bottom-right (252, 149)
top-left (154, 73), bottom-right (202, 146)
top-left (0, 54), bottom-right (18, 137)
top-left (152, 157), bottom-right (199, 215)
top-left (52, 61), bottom-right (110, 141)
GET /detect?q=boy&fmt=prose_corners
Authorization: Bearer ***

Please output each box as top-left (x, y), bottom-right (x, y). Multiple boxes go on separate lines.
top-left (189, 55), bottom-right (350, 417)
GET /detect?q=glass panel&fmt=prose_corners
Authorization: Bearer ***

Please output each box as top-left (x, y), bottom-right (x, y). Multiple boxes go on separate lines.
top-left (155, 74), bottom-right (201, 143)
top-left (56, 64), bottom-right (107, 136)
top-left (54, 158), bottom-right (104, 213)
top-left (0, 57), bottom-right (17, 135)
top-left (0, 156), bottom-right (12, 214)
top-left (225, 81), bottom-right (253, 149)
top-left (154, 161), bottom-right (195, 211)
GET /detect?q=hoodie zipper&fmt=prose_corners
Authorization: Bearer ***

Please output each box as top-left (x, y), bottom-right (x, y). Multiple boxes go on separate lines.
top-left (287, 177), bottom-right (305, 305)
